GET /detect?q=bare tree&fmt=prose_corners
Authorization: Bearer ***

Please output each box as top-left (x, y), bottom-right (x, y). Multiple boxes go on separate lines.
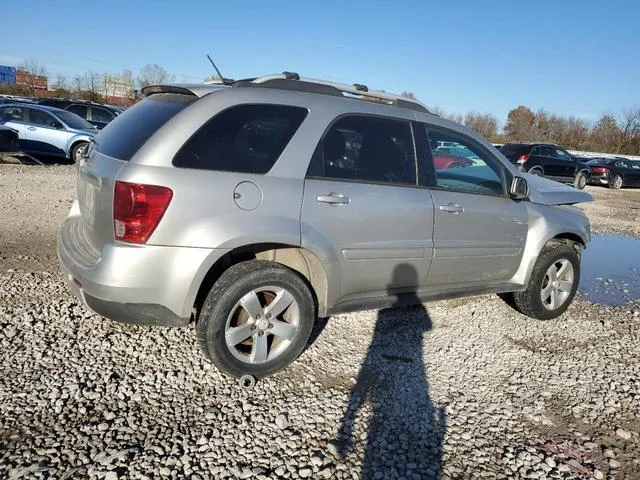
top-left (18, 58), bottom-right (47, 77)
top-left (617, 107), bottom-right (640, 154)
top-left (401, 91), bottom-right (416, 100)
top-left (81, 72), bottom-right (102, 101)
top-left (52, 73), bottom-right (67, 90)
top-left (137, 64), bottom-right (173, 89)
top-left (429, 105), bottom-right (446, 116)
top-left (204, 75), bottom-right (223, 83)
top-left (464, 112), bottom-right (499, 139)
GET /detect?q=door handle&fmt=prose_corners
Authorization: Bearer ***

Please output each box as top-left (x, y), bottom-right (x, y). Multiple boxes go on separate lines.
top-left (439, 203), bottom-right (464, 213)
top-left (27, 126), bottom-right (36, 131)
top-left (317, 193), bottom-right (350, 205)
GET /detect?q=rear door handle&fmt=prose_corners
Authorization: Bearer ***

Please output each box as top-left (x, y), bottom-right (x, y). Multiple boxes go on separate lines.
top-left (27, 126), bottom-right (36, 131)
top-left (439, 203), bottom-right (464, 213)
top-left (317, 193), bottom-right (350, 205)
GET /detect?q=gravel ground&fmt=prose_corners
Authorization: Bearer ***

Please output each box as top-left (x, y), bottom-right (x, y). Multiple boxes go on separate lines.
top-left (1, 164), bottom-right (639, 479)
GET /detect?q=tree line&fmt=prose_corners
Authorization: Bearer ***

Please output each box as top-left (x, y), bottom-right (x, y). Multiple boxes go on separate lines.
top-left (403, 92), bottom-right (640, 155)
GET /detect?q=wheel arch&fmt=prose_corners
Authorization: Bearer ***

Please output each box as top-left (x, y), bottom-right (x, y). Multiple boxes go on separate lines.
top-left (67, 137), bottom-right (90, 159)
top-left (192, 243), bottom-right (330, 322)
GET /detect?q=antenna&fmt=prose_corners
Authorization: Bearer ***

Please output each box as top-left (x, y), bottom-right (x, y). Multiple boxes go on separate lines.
top-left (206, 54), bottom-right (234, 85)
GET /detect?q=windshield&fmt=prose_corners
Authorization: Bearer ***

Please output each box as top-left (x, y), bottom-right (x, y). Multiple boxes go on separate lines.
top-left (54, 110), bottom-right (95, 130)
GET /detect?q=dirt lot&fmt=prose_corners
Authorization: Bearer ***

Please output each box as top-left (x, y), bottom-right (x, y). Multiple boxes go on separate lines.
top-left (1, 165), bottom-right (639, 479)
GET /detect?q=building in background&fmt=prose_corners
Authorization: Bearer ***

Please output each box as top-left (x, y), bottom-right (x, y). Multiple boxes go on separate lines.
top-left (16, 70), bottom-right (48, 90)
top-left (100, 74), bottom-right (135, 106)
top-left (0, 65), bottom-right (17, 85)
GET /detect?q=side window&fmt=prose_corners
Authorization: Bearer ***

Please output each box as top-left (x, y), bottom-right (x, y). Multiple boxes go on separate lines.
top-left (424, 126), bottom-right (505, 197)
top-left (91, 107), bottom-right (114, 123)
top-left (306, 115), bottom-right (416, 186)
top-left (629, 161), bottom-right (640, 169)
top-left (174, 104), bottom-right (307, 173)
top-left (530, 146), bottom-right (540, 155)
top-left (554, 148), bottom-right (572, 161)
top-left (0, 106), bottom-right (24, 121)
top-left (539, 146), bottom-right (554, 157)
top-left (28, 109), bottom-right (58, 128)
top-left (67, 104), bottom-right (87, 118)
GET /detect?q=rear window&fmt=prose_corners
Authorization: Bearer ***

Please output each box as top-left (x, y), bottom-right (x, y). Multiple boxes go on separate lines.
top-left (93, 94), bottom-right (195, 160)
top-left (173, 104), bottom-right (308, 173)
top-left (500, 144), bottom-right (532, 157)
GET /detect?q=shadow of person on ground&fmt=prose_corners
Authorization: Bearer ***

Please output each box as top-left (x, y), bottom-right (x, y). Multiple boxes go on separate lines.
top-left (336, 263), bottom-right (446, 479)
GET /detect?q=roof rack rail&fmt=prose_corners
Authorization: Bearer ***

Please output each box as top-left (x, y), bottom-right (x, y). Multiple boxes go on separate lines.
top-left (235, 73), bottom-right (432, 114)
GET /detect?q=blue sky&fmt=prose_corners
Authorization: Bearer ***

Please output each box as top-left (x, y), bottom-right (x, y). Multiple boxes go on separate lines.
top-left (1, 0), bottom-right (638, 124)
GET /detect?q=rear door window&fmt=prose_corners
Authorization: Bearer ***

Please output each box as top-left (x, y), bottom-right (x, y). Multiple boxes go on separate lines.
top-left (27, 108), bottom-right (58, 128)
top-left (93, 93), bottom-right (196, 160)
top-left (173, 104), bottom-right (308, 173)
top-left (540, 146), bottom-right (554, 157)
top-left (306, 115), bottom-right (416, 186)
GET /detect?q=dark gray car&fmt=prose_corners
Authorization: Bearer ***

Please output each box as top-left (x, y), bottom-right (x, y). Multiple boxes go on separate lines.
top-left (58, 74), bottom-right (592, 379)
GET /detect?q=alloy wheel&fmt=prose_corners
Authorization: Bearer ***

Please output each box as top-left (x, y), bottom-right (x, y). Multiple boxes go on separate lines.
top-left (224, 286), bottom-right (300, 364)
top-left (540, 259), bottom-right (575, 310)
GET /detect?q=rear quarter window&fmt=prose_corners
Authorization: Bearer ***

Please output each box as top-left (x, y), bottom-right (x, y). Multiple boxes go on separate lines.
top-left (93, 94), bottom-right (195, 160)
top-left (173, 104), bottom-right (308, 174)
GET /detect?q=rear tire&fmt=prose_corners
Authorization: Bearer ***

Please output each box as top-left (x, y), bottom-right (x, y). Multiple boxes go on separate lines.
top-left (196, 260), bottom-right (316, 379)
top-left (573, 172), bottom-right (587, 189)
top-left (609, 174), bottom-right (623, 189)
top-left (509, 241), bottom-right (580, 320)
top-left (528, 168), bottom-right (543, 177)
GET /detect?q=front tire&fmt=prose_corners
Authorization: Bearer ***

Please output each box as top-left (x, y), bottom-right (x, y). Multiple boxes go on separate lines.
top-left (196, 260), bottom-right (316, 379)
top-left (573, 172), bottom-right (587, 189)
top-left (609, 174), bottom-right (623, 189)
top-left (70, 141), bottom-right (88, 164)
top-left (510, 241), bottom-right (580, 320)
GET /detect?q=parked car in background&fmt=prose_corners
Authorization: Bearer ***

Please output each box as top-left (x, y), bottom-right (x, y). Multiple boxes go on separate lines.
top-left (433, 144), bottom-right (486, 167)
top-left (0, 103), bottom-right (96, 162)
top-left (58, 74), bottom-right (592, 379)
top-left (0, 125), bottom-right (19, 152)
top-left (586, 157), bottom-right (640, 189)
top-left (37, 99), bottom-right (124, 130)
top-left (500, 142), bottom-right (591, 189)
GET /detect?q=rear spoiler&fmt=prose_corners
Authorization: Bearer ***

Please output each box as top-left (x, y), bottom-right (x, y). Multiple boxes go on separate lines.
top-left (141, 83), bottom-right (229, 98)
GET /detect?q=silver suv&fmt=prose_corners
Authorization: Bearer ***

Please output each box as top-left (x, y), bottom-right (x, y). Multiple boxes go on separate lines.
top-left (58, 74), bottom-right (592, 379)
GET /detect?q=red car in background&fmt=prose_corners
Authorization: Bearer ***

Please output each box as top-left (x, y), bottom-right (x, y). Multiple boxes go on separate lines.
top-left (433, 154), bottom-right (472, 169)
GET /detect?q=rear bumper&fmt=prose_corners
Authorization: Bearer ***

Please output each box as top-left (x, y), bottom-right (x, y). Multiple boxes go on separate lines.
top-left (588, 173), bottom-right (609, 185)
top-left (57, 215), bottom-right (228, 327)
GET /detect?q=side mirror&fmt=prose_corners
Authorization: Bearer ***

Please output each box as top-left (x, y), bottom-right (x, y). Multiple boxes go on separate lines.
top-left (510, 176), bottom-right (529, 200)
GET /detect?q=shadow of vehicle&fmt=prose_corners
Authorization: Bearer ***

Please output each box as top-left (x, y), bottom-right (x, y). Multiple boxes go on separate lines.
top-left (336, 264), bottom-right (446, 479)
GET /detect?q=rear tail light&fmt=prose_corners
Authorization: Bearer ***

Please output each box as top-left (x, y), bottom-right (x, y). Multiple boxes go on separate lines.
top-left (516, 154), bottom-right (529, 164)
top-left (591, 167), bottom-right (609, 174)
top-left (114, 181), bottom-right (173, 244)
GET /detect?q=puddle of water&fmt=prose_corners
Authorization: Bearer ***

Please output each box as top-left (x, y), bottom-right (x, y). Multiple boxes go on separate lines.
top-left (579, 234), bottom-right (640, 306)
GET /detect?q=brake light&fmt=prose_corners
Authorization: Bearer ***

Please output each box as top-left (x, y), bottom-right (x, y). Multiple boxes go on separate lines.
top-left (591, 167), bottom-right (609, 174)
top-left (114, 181), bottom-right (173, 244)
top-left (516, 154), bottom-right (529, 164)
